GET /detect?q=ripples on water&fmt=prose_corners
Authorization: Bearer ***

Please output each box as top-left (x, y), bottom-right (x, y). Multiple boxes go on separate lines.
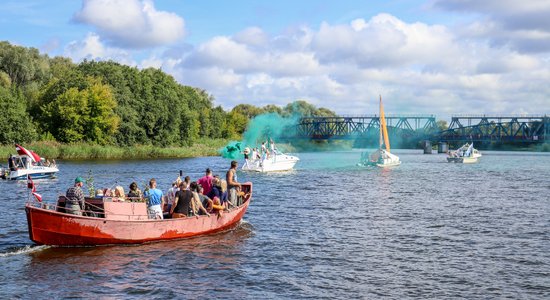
top-left (0, 150), bottom-right (549, 298)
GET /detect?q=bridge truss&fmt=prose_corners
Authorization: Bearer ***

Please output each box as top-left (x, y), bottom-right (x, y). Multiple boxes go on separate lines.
top-left (437, 115), bottom-right (549, 143)
top-left (285, 115), bottom-right (438, 140)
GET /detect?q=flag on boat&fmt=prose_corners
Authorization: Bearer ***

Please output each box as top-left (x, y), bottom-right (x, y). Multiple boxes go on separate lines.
top-left (27, 175), bottom-right (42, 202)
top-left (32, 192), bottom-right (42, 202)
top-left (15, 144), bottom-right (41, 162)
top-left (27, 174), bottom-right (35, 192)
top-left (465, 143), bottom-right (473, 157)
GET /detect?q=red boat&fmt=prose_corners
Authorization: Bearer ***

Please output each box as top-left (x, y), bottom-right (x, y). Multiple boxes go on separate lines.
top-left (25, 183), bottom-right (252, 246)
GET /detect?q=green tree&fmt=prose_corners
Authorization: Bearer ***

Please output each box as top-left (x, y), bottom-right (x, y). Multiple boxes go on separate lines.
top-left (232, 104), bottom-right (263, 119)
top-left (283, 100), bottom-right (336, 117)
top-left (209, 106), bottom-right (228, 138)
top-left (40, 77), bottom-right (119, 143)
top-left (262, 104), bottom-right (283, 115)
top-left (436, 120), bottom-right (448, 131)
top-left (0, 71), bottom-right (11, 88)
top-left (0, 41), bottom-right (50, 86)
top-left (0, 86), bottom-right (37, 143)
top-left (226, 110), bottom-right (248, 138)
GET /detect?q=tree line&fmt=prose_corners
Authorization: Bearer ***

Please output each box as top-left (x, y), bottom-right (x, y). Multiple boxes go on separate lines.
top-left (0, 41), bottom-right (335, 146)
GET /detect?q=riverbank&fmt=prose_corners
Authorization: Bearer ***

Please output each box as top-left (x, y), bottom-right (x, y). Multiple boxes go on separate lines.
top-left (0, 138), bottom-right (229, 160)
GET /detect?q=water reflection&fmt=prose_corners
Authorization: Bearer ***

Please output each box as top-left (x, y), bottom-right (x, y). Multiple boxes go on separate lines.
top-left (24, 222), bottom-right (254, 297)
top-left (0, 151), bottom-right (549, 298)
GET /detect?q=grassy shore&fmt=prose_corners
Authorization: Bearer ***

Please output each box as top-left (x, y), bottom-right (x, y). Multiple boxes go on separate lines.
top-left (0, 138), bottom-right (229, 160)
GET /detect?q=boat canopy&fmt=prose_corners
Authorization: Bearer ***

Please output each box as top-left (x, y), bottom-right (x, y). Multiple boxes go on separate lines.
top-left (15, 144), bottom-right (41, 162)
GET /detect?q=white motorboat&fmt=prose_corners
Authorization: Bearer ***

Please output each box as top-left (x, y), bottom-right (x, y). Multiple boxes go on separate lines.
top-left (446, 143), bottom-right (481, 164)
top-left (358, 95), bottom-right (401, 168)
top-left (1, 144), bottom-right (59, 180)
top-left (242, 152), bottom-right (299, 172)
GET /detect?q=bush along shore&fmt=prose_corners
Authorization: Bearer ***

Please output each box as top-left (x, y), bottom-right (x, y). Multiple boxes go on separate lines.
top-left (0, 139), bottom-right (230, 160)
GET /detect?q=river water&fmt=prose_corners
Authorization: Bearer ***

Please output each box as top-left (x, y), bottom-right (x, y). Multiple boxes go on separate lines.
top-left (0, 150), bottom-right (548, 299)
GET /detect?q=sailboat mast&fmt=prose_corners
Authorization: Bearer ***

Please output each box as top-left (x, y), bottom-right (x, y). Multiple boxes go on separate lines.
top-left (379, 95), bottom-right (391, 152)
top-left (379, 98), bottom-right (383, 150)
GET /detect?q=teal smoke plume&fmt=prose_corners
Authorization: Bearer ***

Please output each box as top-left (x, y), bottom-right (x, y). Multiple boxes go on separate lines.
top-left (220, 113), bottom-right (300, 159)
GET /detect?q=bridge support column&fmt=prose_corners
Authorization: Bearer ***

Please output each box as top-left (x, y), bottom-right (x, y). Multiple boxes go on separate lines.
top-left (423, 140), bottom-right (432, 154)
top-left (438, 142), bottom-right (448, 153)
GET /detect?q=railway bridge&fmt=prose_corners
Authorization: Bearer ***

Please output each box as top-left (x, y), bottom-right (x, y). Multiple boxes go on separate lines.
top-left (280, 114), bottom-right (549, 147)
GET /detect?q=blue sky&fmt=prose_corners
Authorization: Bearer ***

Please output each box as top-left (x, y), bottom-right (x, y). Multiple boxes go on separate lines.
top-left (1, 0), bottom-right (549, 117)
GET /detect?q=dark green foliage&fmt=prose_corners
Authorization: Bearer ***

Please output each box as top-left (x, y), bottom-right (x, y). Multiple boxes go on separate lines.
top-left (0, 41), bottom-right (336, 148)
top-left (39, 77), bottom-right (119, 144)
top-left (0, 41), bottom-right (50, 86)
top-left (0, 86), bottom-right (37, 143)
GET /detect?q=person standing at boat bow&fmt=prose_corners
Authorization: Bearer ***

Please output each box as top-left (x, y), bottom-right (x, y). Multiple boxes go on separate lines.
top-left (144, 178), bottom-right (164, 219)
top-left (226, 161), bottom-right (241, 206)
top-left (65, 177), bottom-right (86, 216)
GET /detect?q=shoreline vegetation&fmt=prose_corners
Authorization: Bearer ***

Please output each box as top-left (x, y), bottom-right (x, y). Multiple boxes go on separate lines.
top-left (1, 139), bottom-right (547, 161)
top-left (0, 138), bottom-right (229, 160)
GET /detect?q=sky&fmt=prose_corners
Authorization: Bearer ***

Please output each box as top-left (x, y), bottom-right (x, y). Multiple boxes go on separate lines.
top-left (1, 0), bottom-right (549, 119)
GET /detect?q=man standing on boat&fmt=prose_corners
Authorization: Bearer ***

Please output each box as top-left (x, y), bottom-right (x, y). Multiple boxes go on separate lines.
top-left (226, 161), bottom-right (241, 206)
top-left (197, 168), bottom-right (214, 196)
top-left (65, 177), bottom-right (86, 216)
top-left (144, 178), bottom-right (164, 219)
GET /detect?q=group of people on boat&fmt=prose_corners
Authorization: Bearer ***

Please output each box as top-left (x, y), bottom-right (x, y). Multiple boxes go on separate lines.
top-left (243, 139), bottom-right (278, 167)
top-left (63, 160), bottom-right (247, 220)
top-left (6, 154), bottom-right (56, 171)
top-left (447, 143), bottom-right (476, 158)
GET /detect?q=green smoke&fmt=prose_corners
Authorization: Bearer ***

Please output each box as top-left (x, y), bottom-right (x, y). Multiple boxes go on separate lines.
top-left (220, 141), bottom-right (244, 159)
top-left (220, 113), bottom-right (300, 159)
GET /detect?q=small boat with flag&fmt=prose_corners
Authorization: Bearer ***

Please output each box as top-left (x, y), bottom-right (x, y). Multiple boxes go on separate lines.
top-left (24, 179), bottom-right (253, 246)
top-left (1, 144), bottom-right (58, 180)
top-left (447, 143), bottom-right (482, 163)
top-left (358, 95), bottom-right (401, 167)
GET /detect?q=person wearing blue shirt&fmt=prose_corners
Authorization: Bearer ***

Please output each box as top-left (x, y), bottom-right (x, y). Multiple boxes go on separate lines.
top-left (144, 178), bottom-right (164, 219)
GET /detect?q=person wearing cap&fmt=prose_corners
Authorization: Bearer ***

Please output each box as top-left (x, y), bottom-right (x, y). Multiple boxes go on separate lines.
top-left (197, 168), bottom-right (213, 196)
top-left (65, 177), bottom-right (86, 216)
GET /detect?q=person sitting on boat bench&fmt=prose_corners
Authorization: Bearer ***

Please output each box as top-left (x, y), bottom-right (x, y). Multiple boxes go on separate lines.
top-left (127, 182), bottom-right (142, 199)
top-left (190, 182), bottom-right (210, 216)
top-left (65, 177), bottom-right (86, 216)
top-left (144, 178), bottom-right (164, 219)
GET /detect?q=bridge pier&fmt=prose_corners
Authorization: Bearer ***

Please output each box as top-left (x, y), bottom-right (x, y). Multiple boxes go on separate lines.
top-left (438, 142), bottom-right (448, 153)
top-left (423, 140), bottom-right (432, 154)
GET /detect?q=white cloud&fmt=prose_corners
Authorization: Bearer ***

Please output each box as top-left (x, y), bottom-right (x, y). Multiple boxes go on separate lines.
top-left (64, 32), bottom-right (134, 64)
top-left (74, 0), bottom-right (185, 49)
top-left (433, 0), bottom-right (550, 53)
top-left (69, 10), bottom-right (548, 116)
top-left (160, 13), bottom-right (548, 115)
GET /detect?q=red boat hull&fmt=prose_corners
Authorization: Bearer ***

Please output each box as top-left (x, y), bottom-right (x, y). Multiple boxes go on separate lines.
top-left (25, 197), bottom-right (251, 246)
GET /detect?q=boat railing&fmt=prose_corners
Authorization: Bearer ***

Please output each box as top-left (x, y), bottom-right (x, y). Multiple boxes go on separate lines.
top-left (26, 198), bottom-right (152, 221)
top-left (27, 186), bottom-right (253, 221)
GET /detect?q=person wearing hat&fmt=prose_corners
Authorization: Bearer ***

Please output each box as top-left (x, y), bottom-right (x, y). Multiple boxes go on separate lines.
top-left (65, 176), bottom-right (86, 216)
top-left (197, 168), bottom-right (213, 196)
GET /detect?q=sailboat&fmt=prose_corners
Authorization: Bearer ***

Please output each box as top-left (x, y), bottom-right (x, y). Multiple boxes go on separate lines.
top-left (359, 96), bottom-right (401, 167)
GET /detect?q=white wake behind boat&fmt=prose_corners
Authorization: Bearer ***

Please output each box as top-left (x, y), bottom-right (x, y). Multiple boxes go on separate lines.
top-left (242, 153), bottom-right (299, 172)
top-left (447, 143), bottom-right (482, 164)
top-left (1, 144), bottom-right (59, 180)
top-left (359, 95), bottom-right (401, 168)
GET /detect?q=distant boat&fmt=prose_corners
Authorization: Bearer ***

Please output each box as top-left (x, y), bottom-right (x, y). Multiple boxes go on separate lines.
top-left (446, 143), bottom-right (482, 164)
top-left (0, 144), bottom-right (59, 180)
top-left (358, 96), bottom-right (401, 167)
top-left (242, 152), bottom-right (299, 172)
